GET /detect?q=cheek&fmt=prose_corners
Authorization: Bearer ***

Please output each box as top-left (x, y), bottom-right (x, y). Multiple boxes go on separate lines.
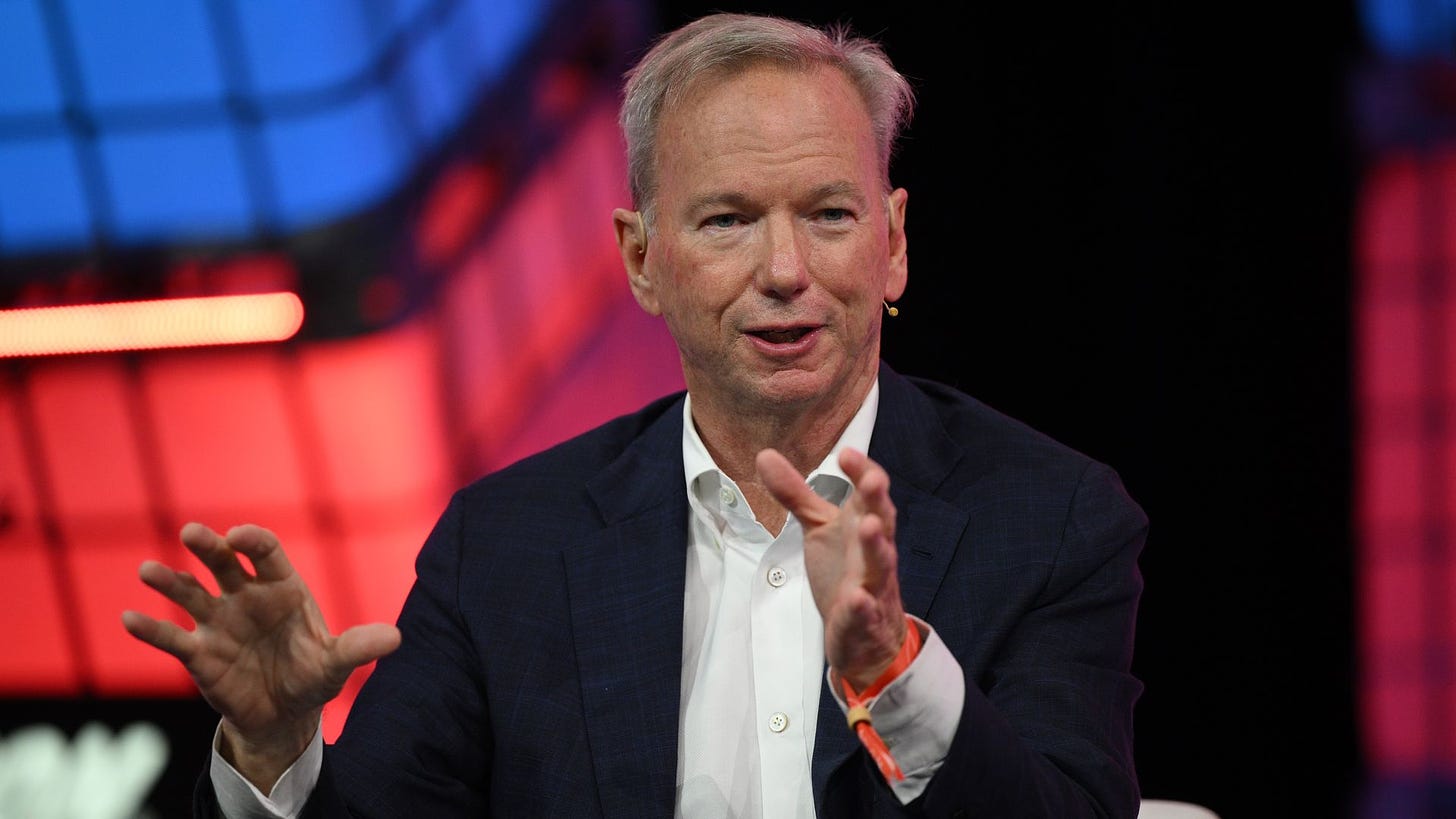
top-left (819, 244), bottom-right (885, 303)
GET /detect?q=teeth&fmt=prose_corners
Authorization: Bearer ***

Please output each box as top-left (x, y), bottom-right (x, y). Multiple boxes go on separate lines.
top-left (758, 329), bottom-right (808, 343)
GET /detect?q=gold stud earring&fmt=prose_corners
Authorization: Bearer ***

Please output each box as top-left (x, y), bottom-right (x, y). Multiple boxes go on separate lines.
top-left (884, 301), bottom-right (899, 317)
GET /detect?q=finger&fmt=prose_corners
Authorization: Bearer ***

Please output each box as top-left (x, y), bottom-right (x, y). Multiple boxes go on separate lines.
top-left (756, 448), bottom-right (836, 526)
top-left (857, 513), bottom-right (899, 592)
top-left (121, 609), bottom-right (198, 662)
top-left (224, 524), bottom-right (295, 583)
top-left (841, 449), bottom-right (896, 541)
top-left (138, 560), bottom-right (216, 621)
top-left (328, 624), bottom-right (402, 680)
top-left (180, 522), bottom-right (250, 593)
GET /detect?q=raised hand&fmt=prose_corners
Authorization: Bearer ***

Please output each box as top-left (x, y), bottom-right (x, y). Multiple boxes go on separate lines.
top-left (756, 447), bottom-right (907, 690)
top-left (121, 523), bottom-right (400, 791)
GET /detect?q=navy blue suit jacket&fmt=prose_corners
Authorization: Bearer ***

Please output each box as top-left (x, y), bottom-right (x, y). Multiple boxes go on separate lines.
top-left (199, 365), bottom-right (1146, 818)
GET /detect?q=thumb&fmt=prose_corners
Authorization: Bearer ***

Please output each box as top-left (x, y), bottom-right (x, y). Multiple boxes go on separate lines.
top-left (757, 448), bottom-right (834, 526)
top-left (331, 623), bottom-right (402, 676)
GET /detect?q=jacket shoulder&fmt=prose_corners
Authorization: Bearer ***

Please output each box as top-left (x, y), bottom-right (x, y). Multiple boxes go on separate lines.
top-left (900, 375), bottom-right (1098, 478)
top-left (452, 390), bottom-right (684, 508)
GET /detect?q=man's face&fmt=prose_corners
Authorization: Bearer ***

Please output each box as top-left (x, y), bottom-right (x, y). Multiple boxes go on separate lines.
top-left (617, 63), bottom-right (908, 418)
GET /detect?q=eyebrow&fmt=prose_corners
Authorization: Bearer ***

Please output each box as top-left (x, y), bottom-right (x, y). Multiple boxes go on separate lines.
top-left (803, 181), bottom-right (868, 207)
top-left (684, 181), bottom-right (869, 216)
top-left (685, 191), bottom-right (757, 215)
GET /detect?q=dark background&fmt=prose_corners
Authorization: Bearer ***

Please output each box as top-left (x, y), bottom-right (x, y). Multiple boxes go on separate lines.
top-left (654, 2), bottom-right (1363, 816)
top-left (0, 3), bottom-right (1362, 816)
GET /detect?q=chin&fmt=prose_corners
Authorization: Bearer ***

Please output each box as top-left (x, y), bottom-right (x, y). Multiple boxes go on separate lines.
top-left (742, 369), bottom-right (841, 409)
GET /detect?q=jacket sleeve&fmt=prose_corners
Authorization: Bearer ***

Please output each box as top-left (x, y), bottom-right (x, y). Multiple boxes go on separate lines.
top-left (916, 461), bottom-right (1146, 819)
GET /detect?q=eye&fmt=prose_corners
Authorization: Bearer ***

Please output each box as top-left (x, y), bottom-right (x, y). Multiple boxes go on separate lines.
top-left (703, 213), bottom-right (743, 229)
top-left (818, 208), bottom-right (852, 223)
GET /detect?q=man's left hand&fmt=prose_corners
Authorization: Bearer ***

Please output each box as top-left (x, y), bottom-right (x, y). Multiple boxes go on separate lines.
top-left (757, 447), bottom-right (908, 690)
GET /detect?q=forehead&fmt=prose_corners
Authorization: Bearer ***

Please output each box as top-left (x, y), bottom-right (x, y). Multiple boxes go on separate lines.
top-left (653, 63), bottom-right (879, 201)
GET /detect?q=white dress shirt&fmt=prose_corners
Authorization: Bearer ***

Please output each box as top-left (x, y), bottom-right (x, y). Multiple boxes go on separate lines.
top-left (212, 381), bottom-right (964, 818)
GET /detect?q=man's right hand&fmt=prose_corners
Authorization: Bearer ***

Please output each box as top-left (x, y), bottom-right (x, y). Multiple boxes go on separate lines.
top-left (122, 523), bottom-right (401, 793)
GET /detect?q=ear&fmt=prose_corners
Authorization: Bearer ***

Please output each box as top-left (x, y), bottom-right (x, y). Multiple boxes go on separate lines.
top-left (613, 207), bottom-right (661, 315)
top-left (883, 188), bottom-right (909, 302)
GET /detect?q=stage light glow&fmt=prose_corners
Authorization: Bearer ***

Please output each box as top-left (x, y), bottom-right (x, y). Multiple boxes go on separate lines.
top-left (0, 292), bottom-right (304, 357)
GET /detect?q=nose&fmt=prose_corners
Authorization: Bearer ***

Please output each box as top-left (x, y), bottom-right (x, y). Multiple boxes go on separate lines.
top-left (755, 215), bottom-right (810, 299)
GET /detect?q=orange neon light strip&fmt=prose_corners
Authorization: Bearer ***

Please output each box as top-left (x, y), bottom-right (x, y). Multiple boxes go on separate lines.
top-left (0, 292), bottom-right (305, 357)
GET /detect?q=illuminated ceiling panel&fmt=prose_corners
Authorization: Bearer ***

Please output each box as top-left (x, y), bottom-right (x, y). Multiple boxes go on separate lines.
top-left (0, 0), bottom-right (551, 255)
top-left (1361, 0), bottom-right (1456, 58)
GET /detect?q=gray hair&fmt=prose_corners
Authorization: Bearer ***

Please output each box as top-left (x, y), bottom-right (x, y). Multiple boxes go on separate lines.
top-left (620, 13), bottom-right (916, 226)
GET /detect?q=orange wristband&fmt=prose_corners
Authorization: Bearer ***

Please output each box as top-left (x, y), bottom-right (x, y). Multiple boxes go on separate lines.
top-left (838, 616), bottom-right (923, 782)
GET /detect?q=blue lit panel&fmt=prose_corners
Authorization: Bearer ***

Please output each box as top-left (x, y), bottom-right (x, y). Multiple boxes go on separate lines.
top-left (233, 1), bottom-right (375, 97)
top-left (265, 95), bottom-right (408, 230)
top-left (403, 17), bottom-right (470, 151)
top-left (457, 0), bottom-right (540, 89)
top-left (0, 0), bottom-right (556, 256)
top-left (1361, 0), bottom-right (1456, 58)
top-left (0, 138), bottom-right (92, 252)
top-left (100, 126), bottom-right (252, 243)
top-left (0, 1), bottom-right (63, 117)
top-left (383, 0), bottom-right (438, 28)
top-left (64, 0), bottom-right (227, 109)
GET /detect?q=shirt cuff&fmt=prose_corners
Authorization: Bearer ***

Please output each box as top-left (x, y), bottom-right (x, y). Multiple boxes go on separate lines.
top-left (827, 615), bottom-right (965, 804)
top-left (209, 722), bottom-right (323, 819)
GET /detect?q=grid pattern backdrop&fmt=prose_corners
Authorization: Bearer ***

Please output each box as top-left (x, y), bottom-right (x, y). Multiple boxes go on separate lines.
top-left (1357, 150), bottom-right (1456, 781)
top-left (0, 0), bottom-right (681, 748)
top-left (0, 0), bottom-right (547, 256)
top-left (1356, 1), bottom-right (1456, 806)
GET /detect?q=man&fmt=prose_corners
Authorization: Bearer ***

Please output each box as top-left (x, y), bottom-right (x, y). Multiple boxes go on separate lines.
top-left (124, 13), bottom-right (1145, 818)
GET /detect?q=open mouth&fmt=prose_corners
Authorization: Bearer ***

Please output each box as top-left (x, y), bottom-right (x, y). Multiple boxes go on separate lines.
top-left (750, 327), bottom-right (813, 344)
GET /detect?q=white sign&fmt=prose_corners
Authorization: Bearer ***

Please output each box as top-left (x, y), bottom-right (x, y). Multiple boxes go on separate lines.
top-left (0, 722), bottom-right (168, 819)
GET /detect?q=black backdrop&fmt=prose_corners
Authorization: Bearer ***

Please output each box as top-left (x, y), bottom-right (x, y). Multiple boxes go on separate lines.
top-left (649, 2), bottom-right (1362, 816)
top-left (0, 4), bottom-right (1361, 817)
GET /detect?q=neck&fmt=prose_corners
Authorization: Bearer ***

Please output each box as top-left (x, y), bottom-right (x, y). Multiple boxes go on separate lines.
top-left (689, 373), bottom-right (874, 535)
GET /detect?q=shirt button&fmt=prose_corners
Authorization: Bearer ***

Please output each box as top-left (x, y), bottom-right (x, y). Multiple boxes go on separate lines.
top-left (719, 486), bottom-right (738, 507)
top-left (766, 566), bottom-right (788, 587)
top-left (768, 712), bottom-right (789, 733)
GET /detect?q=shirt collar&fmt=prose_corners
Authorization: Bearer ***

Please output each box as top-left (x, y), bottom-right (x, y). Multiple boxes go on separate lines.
top-left (681, 380), bottom-right (880, 522)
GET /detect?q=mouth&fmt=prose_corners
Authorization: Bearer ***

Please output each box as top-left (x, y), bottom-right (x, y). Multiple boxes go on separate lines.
top-left (748, 327), bottom-right (815, 344)
top-left (744, 324), bottom-right (822, 355)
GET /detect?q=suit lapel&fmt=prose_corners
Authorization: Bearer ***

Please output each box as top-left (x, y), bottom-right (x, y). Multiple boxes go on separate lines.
top-left (565, 401), bottom-right (689, 819)
top-left (868, 366), bottom-right (974, 620)
top-left (811, 365), bottom-right (972, 805)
